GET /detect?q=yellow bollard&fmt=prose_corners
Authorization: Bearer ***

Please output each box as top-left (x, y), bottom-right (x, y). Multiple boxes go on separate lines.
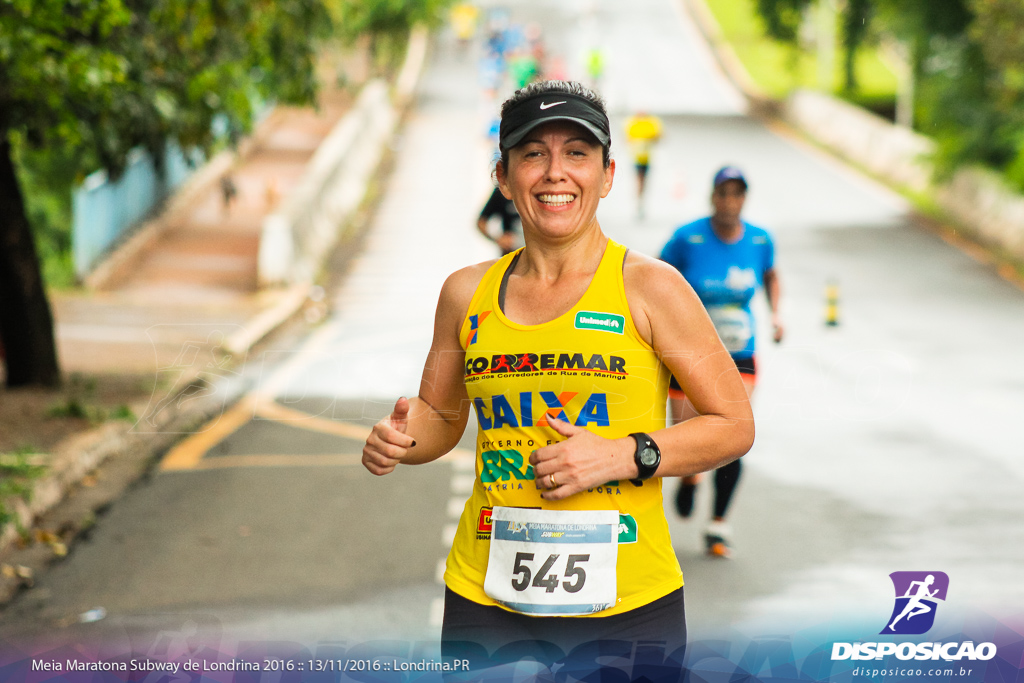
top-left (825, 281), bottom-right (840, 327)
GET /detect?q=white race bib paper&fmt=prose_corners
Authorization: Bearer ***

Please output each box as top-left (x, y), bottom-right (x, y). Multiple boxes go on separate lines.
top-left (483, 507), bottom-right (619, 616)
top-left (707, 305), bottom-right (753, 353)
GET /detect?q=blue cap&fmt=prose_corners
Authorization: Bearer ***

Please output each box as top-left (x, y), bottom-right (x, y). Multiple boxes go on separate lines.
top-left (713, 166), bottom-right (748, 190)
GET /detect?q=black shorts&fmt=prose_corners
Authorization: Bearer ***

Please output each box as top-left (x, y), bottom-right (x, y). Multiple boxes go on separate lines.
top-left (669, 356), bottom-right (756, 394)
top-left (440, 586), bottom-right (686, 679)
top-left (635, 163), bottom-right (650, 178)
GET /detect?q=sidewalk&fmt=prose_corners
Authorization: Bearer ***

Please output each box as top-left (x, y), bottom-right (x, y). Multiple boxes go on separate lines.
top-left (0, 94), bottom-right (356, 584)
top-left (0, 31), bottom-right (428, 592)
top-left (51, 90), bottom-right (352, 378)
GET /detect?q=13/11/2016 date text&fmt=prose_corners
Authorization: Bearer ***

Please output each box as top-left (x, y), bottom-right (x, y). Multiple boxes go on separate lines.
top-left (261, 659), bottom-right (472, 672)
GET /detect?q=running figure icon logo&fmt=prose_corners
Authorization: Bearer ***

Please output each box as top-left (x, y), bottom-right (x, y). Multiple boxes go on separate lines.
top-left (881, 571), bottom-right (949, 635)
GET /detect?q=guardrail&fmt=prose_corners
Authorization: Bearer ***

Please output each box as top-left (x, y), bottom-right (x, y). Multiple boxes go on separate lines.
top-left (72, 143), bottom-right (200, 279)
top-left (785, 89), bottom-right (934, 194)
top-left (785, 89), bottom-right (1024, 261)
top-left (258, 26), bottom-right (428, 287)
top-left (258, 80), bottom-right (394, 285)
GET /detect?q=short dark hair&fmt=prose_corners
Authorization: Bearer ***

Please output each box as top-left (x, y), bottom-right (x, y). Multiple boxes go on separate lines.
top-left (497, 80), bottom-right (612, 171)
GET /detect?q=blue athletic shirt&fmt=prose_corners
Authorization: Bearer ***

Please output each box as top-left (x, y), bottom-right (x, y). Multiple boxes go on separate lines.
top-left (659, 217), bottom-right (774, 359)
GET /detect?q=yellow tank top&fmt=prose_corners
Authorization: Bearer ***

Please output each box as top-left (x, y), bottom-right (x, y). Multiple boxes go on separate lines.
top-left (444, 239), bottom-right (683, 617)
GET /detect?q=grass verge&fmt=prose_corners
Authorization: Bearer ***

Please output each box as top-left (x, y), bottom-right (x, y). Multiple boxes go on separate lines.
top-left (705, 0), bottom-right (897, 106)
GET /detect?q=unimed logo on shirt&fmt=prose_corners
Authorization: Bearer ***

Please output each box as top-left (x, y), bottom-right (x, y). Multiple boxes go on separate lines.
top-left (575, 311), bottom-right (625, 334)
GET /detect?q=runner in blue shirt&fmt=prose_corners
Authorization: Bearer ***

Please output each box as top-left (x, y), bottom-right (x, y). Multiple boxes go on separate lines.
top-left (659, 166), bottom-right (783, 557)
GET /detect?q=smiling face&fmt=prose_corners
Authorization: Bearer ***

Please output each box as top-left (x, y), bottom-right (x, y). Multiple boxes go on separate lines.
top-left (496, 121), bottom-right (615, 242)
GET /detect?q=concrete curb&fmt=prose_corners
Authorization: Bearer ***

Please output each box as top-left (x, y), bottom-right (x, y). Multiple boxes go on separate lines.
top-left (0, 27), bottom-right (432, 603)
top-left (0, 384), bottom-right (232, 604)
top-left (259, 25), bottom-right (429, 287)
top-left (784, 88), bottom-right (935, 193)
top-left (222, 282), bottom-right (311, 358)
top-left (786, 90), bottom-right (1024, 264)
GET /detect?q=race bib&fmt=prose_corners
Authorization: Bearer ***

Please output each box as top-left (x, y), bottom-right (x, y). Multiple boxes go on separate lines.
top-left (483, 507), bottom-right (619, 615)
top-left (707, 305), bottom-right (753, 353)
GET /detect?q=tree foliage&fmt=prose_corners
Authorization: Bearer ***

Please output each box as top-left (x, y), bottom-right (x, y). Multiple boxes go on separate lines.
top-left (756, 0), bottom-right (814, 43)
top-left (0, 0), bottom-right (330, 386)
top-left (332, 0), bottom-right (452, 43)
top-left (756, 0), bottom-right (870, 92)
top-left (3, 0), bottom-right (330, 177)
top-left (330, 0), bottom-right (452, 68)
top-left (840, 0), bottom-right (872, 92)
top-left (754, 0), bottom-right (1024, 190)
top-left (967, 0), bottom-right (1024, 187)
top-left (0, 0), bottom-right (131, 146)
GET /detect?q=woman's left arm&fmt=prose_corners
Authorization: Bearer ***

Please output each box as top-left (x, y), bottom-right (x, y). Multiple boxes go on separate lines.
top-left (531, 255), bottom-right (754, 501)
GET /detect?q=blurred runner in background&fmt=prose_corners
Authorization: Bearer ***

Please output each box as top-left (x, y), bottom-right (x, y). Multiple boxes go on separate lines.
top-left (508, 48), bottom-right (540, 90)
top-left (219, 174), bottom-right (238, 215)
top-left (659, 166), bottom-right (783, 558)
top-left (585, 47), bottom-right (605, 91)
top-left (624, 111), bottom-right (662, 219)
top-left (450, 3), bottom-right (479, 49)
top-left (477, 185), bottom-right (523, 255)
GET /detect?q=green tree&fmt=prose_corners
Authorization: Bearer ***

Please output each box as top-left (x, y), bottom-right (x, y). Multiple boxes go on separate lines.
top-left (840, 0), bottom-right (872, 92)
top-left (756, 0), bottom-right (869, 92)
top-left (0, 0), bottom-right (328, 387)
top-left (968, 0), bottom-right (1024, 188)
top-left (756, 0), bottom-right (814, 43)
top-left (872, 0), bottom-right (972, 89)
top-left (330, 0), bottom-right (452, 69)
top-left (0, 0), bottom-right (128, 388)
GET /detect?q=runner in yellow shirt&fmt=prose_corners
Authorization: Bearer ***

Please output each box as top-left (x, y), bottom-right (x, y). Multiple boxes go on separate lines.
top-left (624, 111), bottom-right (662, 219)
top-left (362, 80), bottom-right (753, 678)
top-left (450, 3), bottom-right (479, 47)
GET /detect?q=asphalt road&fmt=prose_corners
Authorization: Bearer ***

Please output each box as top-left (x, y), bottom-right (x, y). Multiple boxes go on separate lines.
top-left (3, 0), bottom-right (1023, 660)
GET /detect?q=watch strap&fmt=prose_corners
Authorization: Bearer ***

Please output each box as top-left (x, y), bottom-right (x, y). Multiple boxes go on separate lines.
top-left (629, 432), bottom-right (660, 486)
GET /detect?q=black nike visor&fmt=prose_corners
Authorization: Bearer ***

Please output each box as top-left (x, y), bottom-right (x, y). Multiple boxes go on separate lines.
top-left (499, 93), bottom-right (611, 152)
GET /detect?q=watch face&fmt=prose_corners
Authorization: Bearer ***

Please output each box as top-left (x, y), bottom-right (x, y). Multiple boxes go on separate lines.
top-left (640, 447), bottom-right (659, 467)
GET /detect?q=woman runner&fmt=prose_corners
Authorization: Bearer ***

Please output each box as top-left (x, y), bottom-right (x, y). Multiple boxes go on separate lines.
top-left (362, 81), bottom-right (754, 677)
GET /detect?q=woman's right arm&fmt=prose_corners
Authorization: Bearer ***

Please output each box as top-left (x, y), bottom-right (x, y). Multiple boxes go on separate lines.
top-left (362, 263), bottom-right (489, 474)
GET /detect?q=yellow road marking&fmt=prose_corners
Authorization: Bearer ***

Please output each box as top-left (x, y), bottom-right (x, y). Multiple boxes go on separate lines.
top-left (159, 398), bottom-right (257, 471)
top-left (181, 448), bottom-right (475, 471)
top-left (160, 393), bottom-right (477, 471)
top-left (159, 321), bottom-right (346, 471)
top-left (253, 401), bottom-right (372, 441)
top-left (158, 313), bottom-right (479, 471)
top-left (194, 454), bottom-right (364, 470)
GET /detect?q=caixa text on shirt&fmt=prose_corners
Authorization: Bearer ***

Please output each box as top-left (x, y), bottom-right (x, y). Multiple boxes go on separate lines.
top-left (473, 392), bottom-right (611, 429)
top-left (465, 352), bottom-right (627, 378)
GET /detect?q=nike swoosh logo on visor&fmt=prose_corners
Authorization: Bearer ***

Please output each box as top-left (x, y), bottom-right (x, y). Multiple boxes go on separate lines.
top-left (539, 101), bottom-right (567, 110)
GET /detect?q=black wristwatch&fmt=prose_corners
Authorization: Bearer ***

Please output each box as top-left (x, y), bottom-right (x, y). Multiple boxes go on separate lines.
top-left (629, 432), bottom-right (661, 486)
